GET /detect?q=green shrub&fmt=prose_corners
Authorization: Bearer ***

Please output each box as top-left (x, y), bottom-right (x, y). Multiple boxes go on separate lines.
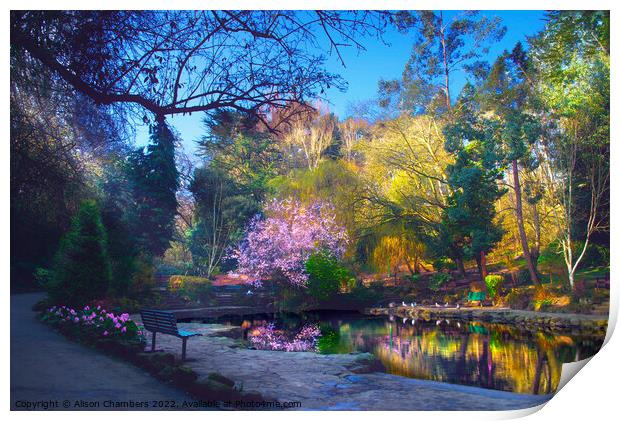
top-left (41, 200), bottom-right (112, 306)
top-left (406, 274), bottom-right (422, 283)
top-left (305, 251), bottom-right (354, 302)
top-left (485, 274), bottom-right (504, 298)
top-left (433, 257), bottom-right (456, 272)
top-left (128, 254), bottom-right (156, 298)
top-left (428, 272), bottom-right (450, 292)
top-left (168, 275), bottom-right (212, 303)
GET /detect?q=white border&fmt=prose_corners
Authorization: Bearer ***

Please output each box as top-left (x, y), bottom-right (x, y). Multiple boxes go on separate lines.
top-left (4, 2), bottom-right (617, 420)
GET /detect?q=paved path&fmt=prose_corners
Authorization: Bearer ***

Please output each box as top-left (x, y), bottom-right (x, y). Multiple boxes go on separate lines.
top-left (11, 293), bottom-right (192, 411)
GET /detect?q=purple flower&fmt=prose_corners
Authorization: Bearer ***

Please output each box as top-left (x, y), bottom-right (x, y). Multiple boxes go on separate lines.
top-left (248, 323), bottom-right (320, 352)
top-left (234, 198), bottom-right (348, 287)
top-left (103, 331), bottom-right (109, 336)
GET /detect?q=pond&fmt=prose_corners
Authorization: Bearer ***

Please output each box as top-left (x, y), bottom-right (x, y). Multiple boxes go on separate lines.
top-left (187, 311), bottom-right (604, 395)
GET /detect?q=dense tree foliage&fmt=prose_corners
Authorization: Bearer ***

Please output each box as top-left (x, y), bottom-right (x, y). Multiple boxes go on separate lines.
top-left (10, 10), bottom-right (609, 305)
top-left (128, 120), bottom-right (180, 257)
top-left (442, 84), bottom-right (506, 279)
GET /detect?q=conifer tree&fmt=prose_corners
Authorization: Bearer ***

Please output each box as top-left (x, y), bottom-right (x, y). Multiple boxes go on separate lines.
top-left (129, 118), bottom-right (180, 257)
top-left (43, 200), bottom-right (112, 305)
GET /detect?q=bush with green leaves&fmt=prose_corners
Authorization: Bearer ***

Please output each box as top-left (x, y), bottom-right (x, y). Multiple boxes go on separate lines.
top-left (428, 272), bottom-right (451, 292)
top-left (168, 275), bottom-right (212, 304)
top-left (432, 257), bottom-right (456, 272)
top-left (485, 274), bottom-right (504, 298)
top-left (41, 200), bottom-right (112, 306)
top-left (305, 251), bottom-right (354, 302)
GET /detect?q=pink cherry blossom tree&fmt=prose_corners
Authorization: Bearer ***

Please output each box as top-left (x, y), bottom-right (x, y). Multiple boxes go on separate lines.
top-left (232, 198), bottom-right (348, 287)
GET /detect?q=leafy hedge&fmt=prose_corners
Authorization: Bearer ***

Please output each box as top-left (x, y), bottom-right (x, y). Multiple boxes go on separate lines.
top-left (168, 275), bottom-right (212, 304)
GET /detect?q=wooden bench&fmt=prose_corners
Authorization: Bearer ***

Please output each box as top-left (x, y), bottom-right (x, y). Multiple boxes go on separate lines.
top-left (140, 309), bottom-right (202, 360)
top-left (467, 291), bottom-right (487, 307)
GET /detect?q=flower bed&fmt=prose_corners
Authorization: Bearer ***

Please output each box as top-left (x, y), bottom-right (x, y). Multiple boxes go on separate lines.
top-left (40, 305), bottom-right (146, 355)
top-left (248, 323), bottom-right (321, 352)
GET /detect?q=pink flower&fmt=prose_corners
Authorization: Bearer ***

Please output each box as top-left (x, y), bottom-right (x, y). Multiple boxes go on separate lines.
top-left (73, 317), bottom-right (80, 323)
top-left (234, 198), bottom-right (348, 287)
top-left (115, 323), bottom-right (122, 329)
top-left (121, 327), bottom-right (127, 333)
top-left (103, 331), bottom-right (109, 336)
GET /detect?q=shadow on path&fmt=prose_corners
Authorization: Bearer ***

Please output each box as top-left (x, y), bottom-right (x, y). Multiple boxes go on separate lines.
top-left (10, 293), bottom-right (194, 411)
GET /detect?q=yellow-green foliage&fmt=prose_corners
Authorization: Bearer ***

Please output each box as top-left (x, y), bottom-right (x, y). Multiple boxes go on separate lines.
top-left (485, 274), bottom-right (504, 298)
top-left (168, 275), bottom-right (212, 303)
top-left (268, 160), bottom-right (363, 254)
top-left (532, 287), bottom-right (561, 312)
top-left (371, 235), bottom-right (424, 274)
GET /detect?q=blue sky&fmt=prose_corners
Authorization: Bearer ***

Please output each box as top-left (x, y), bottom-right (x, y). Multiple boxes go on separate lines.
top-left (135, 10), bottom-right (548, 156)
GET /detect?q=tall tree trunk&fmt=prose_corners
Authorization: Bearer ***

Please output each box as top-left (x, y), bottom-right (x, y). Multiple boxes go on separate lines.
top-left (530, 201), bottom-right (541, 272)
top-left (439, 12), bottom-right (451, 110)
top-left (512, 160), bottom-right (541, 286)
top-left (455, 257), bottom-right (466, 278)
top-left (475, 255), bottom-right (483, 280)
top-left (480, 251), bottom-right (488, 280)
top-left (404, 258), bottom-right (415, 276)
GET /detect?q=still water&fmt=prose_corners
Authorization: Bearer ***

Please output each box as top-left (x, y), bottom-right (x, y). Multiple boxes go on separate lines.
top-left (193, 312), bottom-right (603, 395)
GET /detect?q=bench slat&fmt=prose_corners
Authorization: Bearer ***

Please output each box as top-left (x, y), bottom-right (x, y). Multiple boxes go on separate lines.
top-left (141, 310), bottom-right (179, 335)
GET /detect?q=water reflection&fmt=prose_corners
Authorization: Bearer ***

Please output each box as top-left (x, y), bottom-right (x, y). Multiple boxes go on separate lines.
top-left (200, 313), bottom-right (603, 395)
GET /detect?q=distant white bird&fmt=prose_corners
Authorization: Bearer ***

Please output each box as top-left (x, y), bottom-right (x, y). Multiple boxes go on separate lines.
top-left (246, 290), bottom-right (254, 295)
top-left (444, 302), bottom-right (449, 307)
top-left (411, 319), bottom-right (415, 325)
top-left (446, 319), bottom-right (450, 325)
top-left (402, 301), bottom-right (407, 307)
top-left (436, 320), bottom-right (442, 325)
top-left (457, 322), bottom-right (461, 328)
top-left (435, 302), bottom-right (440, 308)
top-left (403, 318), bottom-right (408, 324)
top-left (412, 302), bottom-right (417, 307)
top-left (456, 304), bottom-right (460, 309)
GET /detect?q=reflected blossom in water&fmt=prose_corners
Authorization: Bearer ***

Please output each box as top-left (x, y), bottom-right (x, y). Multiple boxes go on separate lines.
top-left (249, 323), bottom-right (321, 352)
